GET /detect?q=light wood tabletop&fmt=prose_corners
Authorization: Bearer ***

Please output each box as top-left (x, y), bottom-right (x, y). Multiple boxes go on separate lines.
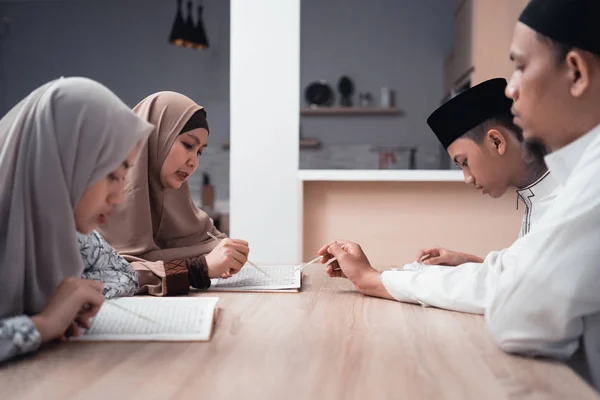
top-left (1, 267), bottom-right (598, 400)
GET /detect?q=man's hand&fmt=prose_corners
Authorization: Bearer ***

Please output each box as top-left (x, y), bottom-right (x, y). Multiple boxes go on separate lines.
top-left (317, 240), bottom-right (393, 300)
top-left (415, 246), bottom-right (483, 266)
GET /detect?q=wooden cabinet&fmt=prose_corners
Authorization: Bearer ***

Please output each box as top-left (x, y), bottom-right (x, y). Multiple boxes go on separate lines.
top-left (445, 0), bottom-right (530, 90)
top-left (444, 53), bottom-right (455, 94)
top-left (452, 0), bottom-right (473, 85)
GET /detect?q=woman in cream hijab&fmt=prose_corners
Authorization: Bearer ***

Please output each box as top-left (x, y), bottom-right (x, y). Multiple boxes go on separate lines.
top-left (99, 92), bottom-right (249, 296)
top-left (0, 77), bottom-right (153, 363)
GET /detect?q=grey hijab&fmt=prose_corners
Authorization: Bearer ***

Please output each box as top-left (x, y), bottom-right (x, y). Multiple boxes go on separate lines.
top-left (0, 77), bottom-right (153, 318)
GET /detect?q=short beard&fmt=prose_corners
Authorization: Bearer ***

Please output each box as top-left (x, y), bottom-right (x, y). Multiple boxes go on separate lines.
top-left (522, 139), bottom-right (550, 181)
top-left (524, 139), bottom-right (549, 159)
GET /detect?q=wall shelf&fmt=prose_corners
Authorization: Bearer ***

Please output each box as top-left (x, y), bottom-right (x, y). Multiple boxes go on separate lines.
top-left (300, 107), bottom-right (403, 116)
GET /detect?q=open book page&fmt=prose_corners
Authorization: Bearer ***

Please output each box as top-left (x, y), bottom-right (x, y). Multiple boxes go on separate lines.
top-left (391, 262), bottom-right (455, 271)
top-left (398, 262), bottom-right (428, 271)
top-left (208, 265), bottom-right (302, 292)
top-left (73, 297), bottom-right (220, 342)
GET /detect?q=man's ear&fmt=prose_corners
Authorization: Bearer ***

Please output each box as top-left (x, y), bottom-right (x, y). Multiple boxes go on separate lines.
top-left (486, 128), bottom-right (507, 155)
top-left (565, 50), bottom-right (590, 98)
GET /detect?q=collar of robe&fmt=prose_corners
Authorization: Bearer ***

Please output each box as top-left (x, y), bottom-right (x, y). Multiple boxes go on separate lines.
top-left (516, 170), bottom-right (558, 207)
top-left (544, 124), bottom-right (600, 186)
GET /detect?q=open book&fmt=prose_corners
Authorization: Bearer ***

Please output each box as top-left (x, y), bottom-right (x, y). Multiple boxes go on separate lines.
top-left (208, 264), bottom-right (302, 293)
top-left (73, 297), bottom-right (219, 342)
top-left (392, 262), bottom-right (455, 271)
top-left (395, 261), bottom-right (428, 271)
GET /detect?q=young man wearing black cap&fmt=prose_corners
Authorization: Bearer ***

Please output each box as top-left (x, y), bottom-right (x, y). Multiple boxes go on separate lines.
top-left (416, 77), bottom-right (554, 266)
top-left (313, 78), bottom-right (560, 315)
top-left (485, 0), bottom-right (600, 389)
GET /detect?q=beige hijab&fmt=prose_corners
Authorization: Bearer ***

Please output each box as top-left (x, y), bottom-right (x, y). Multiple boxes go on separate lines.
top-left (0, 77), bottom-right (153, 317)
top-left (98, 92), bottom-right (224, 263)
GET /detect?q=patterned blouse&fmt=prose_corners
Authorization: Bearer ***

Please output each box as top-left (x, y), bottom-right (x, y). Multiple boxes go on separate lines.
top-left (0, 231), bottom-right (138, 363)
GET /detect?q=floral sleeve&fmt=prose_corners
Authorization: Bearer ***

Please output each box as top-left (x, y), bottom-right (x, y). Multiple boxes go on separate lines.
top-left (79, 231), bottom-right (139, 299)
top-left (0, 315), bottom-right (41, 363)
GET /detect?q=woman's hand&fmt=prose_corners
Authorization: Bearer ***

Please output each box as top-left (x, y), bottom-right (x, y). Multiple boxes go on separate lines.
top-left (31, 277), bottom-right (105, 343)
top-left (205, 238), bottom-right (249, 278)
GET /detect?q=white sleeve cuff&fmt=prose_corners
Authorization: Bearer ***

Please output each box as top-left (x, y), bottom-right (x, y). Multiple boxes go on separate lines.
top-left (380, 271), bottom-right (421, 305)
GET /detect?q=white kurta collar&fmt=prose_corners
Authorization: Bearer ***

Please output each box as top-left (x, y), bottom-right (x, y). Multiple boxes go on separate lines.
top-left (516, 170), bottom-right (558, 205)
top-left (544, 124), bottom-right (600, 185)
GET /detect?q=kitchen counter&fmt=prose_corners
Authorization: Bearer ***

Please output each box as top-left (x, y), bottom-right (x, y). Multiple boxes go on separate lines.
top-left (298, 169), bottom-right (464, 182)
top-left (301, 172), bottom-right (523, 266)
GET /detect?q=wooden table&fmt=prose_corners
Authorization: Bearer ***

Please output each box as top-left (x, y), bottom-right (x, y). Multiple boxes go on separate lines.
top-left (2, 268), bottom-right (598, 400)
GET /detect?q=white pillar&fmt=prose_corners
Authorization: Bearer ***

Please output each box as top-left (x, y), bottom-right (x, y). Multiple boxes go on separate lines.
top-left (230, 0), bottom-right (301, 263)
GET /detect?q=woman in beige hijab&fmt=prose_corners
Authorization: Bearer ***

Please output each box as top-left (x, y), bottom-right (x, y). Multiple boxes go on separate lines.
top-left (0, 77), bottom-right (153, 363)
top-left (99, 92), bottom-right (249, 296)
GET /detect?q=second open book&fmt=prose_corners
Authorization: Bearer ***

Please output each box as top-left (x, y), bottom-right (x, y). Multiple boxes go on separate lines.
top-left (208, 264), bottom-right (302, 293)
top-left (73, 297), bottom-right (220, 342)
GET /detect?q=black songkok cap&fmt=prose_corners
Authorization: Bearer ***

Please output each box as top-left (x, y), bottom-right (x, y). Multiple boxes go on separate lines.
top-left (427, 78), bottom-right (512, 149)
top-left (519, 0), bottom-right (600, 57)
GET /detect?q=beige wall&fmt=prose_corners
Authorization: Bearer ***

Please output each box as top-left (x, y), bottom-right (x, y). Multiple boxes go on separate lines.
top-left (303, 181), bottom-right (523, 267)
top-left (471, 0), bottom-right (530, 84)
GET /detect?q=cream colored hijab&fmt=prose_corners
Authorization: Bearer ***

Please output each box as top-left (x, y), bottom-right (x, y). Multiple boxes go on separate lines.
top-left (98, 92), bottom-right (224, 263)
top-left (0, 77), bottom-right (153, 318)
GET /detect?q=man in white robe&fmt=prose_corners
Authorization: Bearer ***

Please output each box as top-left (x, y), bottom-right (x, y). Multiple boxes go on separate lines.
top-left (484, 0), bottom-right (600, 389)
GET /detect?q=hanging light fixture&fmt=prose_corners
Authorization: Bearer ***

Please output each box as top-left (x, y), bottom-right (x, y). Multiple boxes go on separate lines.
top-left (168, 0), bottom-right (189, 47)
top-left (168, 0), bottom-right (209, 50)
top-left (182, 1), bottom-right (195, 48)
top-left (191, 2), bottom-right (210, 49)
